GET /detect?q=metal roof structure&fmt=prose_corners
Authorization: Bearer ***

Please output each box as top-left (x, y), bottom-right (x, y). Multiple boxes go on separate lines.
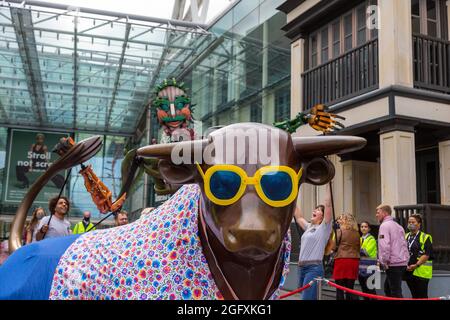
top-left (0, 0), bottom-right (212, 135)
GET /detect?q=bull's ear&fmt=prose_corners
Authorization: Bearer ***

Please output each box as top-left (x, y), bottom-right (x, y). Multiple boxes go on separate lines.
top-left (158, 159), bottom-right (198, 184)
top-left (302, 157), bottom-right (335, 186)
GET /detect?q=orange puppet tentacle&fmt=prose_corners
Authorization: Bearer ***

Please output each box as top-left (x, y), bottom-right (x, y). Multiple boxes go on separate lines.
top-left (79, 165), bottom-right (125, 214)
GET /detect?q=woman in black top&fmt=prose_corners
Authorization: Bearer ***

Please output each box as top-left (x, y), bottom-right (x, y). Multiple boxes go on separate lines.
top-left (403, 214), bottom-right (433, 298)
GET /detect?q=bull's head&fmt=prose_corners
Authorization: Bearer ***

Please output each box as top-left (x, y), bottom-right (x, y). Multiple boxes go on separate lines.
top-left (138, 123), bottom-right (365, 299)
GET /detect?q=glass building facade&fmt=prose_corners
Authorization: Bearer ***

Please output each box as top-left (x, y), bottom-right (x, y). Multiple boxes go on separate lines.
top-left (0, 0), bottom-right (291, 234)
top-left (178, 0), bottom-right (291, 132)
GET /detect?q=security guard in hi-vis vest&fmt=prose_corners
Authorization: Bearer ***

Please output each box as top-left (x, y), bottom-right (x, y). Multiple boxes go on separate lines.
top-left (359, 221), bottom-right (378, 299)
top-left (72, 211), bottom-right (96, 234)
top-left (403, 214), bottom-right (433, 298)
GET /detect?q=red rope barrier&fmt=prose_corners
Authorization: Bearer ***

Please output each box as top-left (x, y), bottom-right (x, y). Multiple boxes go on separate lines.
top-left (279, 280), bottom-right (314, 299)
top-left (324, 279), bottom-right (443, 301)
top-left (279, 278), bottom-right (448, 300)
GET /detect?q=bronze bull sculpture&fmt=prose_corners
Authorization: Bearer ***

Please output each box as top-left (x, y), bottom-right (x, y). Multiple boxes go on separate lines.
top-left (0, 123), bottom-right (365, 300)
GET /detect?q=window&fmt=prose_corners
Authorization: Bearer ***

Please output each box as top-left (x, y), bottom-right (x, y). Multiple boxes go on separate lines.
top-left (250, 100), bottom-right (262, 122)
top-left (411, 0), bottom-right (444, 38)
top-left (344, 14), bottom-right (353, 51)
top-left (357, 5), bottom-right (367, 45)
top-left (332, 21), bottom-right (341, 58)
top-left (426, 0), bottom-right (438, 37)
top-left (219, 72), bottom-right (228, 104)
top-left (321, 28), bottom-right (329, 63)
top-left (412, 0), bottom-right (421, 33)
top-left (369, 0), bottom-right (379, 39)
top-left (311, 34), bottom-right (318, 68)
top-left (275, 87), bottom-right (291, 122)
top-left (308, 1), bottom-right (378, 69)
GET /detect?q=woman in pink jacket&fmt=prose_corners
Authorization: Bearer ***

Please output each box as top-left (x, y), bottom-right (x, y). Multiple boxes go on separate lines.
top-left (376, 204), bottom-right (409, 298)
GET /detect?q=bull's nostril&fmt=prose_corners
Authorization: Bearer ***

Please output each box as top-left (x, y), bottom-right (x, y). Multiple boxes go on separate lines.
top-left (228, 231), bottom-right (237, 244)
top-left (267, 231), bottom-right (277, 245)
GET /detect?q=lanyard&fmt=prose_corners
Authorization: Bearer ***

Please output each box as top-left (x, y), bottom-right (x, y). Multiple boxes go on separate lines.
top-left (408, 232), bottom-right (420, 252)
top-left (361, 234), bottom-right (369, 246)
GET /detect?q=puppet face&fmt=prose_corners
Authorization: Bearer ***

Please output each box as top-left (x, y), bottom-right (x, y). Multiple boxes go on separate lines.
top-left (154, 86), bottom-right (193, 135)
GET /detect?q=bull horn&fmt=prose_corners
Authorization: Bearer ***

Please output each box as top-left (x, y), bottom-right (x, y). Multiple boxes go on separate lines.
top-left (137, 139), bottom-right (208, 159)
top-left (292, 136), bottom-right (366, 158)
top-left (9, 136), bottom-right (103, 253)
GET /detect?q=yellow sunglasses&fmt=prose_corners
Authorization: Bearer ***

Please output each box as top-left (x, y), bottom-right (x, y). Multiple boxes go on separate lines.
top-left (196, 163), bottom-right (303, 207)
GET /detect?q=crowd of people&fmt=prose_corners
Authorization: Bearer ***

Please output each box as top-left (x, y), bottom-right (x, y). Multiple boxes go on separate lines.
top-left (21, 196), bottom-right (131, 245)
top-left (0, 196), bottom-right (134, 267)
top-left (295, 184), bottom-right (434, 300)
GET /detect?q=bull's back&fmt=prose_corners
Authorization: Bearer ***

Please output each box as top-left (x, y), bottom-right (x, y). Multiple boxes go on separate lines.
top-left (49, 184), bottom-right (224, 300)
top-left (0, 234), bottom-right (80, 300)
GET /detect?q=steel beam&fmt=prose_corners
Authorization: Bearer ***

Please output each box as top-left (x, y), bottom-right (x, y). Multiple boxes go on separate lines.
top-left (0, 22), bottom-right (199, 50)
top-left (133, 19), bottom-right (177, 136)
top-left (0, 99), bottom-right (10, 123)
top-left (0, 121), bottom-right (134, 136)
top-left (10, 7), bottom-right (46, 123)
top-left (0, 36), bottom-right (185, 65)
top-left (73, 8), bottom-right (78, 129)
top-left (0, 74), bottom-right (148, 94)
top-left (105, 22), bottom-right (131, 130)
top-left (4, 0), bottom-right (209, 29)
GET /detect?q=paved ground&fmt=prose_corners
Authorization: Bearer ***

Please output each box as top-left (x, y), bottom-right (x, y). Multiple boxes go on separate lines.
top-left (278, 289), bottom-right (300, 300)
top-left (278, 287), bottom-right (336, 300)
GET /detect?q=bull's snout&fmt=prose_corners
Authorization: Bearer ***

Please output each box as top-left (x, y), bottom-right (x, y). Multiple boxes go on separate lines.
top-left (219, 192), bottom-right (284, 256)
top-left (223, 227), bottom-right (281, 255)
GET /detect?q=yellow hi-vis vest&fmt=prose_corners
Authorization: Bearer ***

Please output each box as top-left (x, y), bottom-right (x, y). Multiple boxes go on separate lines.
top-left (405, 231), bottom-right (433, 279)
top-left (360, 234), bottom-right (377, 259)
top-left (73, 221), bottom-right (96, 234)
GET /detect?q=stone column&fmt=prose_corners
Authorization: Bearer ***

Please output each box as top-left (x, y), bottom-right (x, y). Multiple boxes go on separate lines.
top-left (341, 161), bottom-right (355, 215)
top-left (290, 38), bottom-right (305, 117)
top-left (378, 0), bottom-right (414, 87)
top-left (379, 128), bottom-right (417, 208)
top-left (325, 157), bottom-right (381, 223)
top-left (439, 140), bottom-right (450, 205)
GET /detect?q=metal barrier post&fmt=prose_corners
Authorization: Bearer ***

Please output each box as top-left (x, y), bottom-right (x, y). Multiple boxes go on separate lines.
top-left (316, 278), bottom-right (322, 300)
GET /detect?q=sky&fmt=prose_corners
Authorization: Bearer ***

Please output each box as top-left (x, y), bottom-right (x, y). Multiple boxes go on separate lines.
top-left (44, 0), bottom-right (235, 24)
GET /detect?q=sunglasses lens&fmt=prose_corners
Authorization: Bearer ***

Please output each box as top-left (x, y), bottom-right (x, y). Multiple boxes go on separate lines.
top-left (260, 171), bottom-right (293, 201)
top-left (210, 171), bottom-right (241, 200)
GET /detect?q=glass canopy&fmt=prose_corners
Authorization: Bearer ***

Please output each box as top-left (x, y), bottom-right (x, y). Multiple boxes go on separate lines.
top-left (0, 1), bottom-right (212, 135)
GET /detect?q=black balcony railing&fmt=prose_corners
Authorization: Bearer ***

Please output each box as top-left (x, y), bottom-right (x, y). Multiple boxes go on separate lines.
top-left (394, 204), bottom-right (450, 270)
top-left (302, 39), bottom-right (379, 109)
top-left (413, 34), bottom-right (450, 94)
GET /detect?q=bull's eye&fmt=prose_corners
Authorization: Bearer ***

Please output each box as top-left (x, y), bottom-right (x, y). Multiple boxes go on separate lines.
top-left (209, 171), bottom-right (241, 200)
top-left (260, 171), bottom-right (292, 201)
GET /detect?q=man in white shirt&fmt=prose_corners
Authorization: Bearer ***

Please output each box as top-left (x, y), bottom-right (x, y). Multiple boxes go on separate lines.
top-left (36, 196), bottom-right (72, 241)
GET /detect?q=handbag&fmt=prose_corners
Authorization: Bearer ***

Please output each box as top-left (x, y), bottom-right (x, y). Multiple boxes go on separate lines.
top-left (323, 252), bottom-right (335, 278)
top-left (323, 228), bottom-right (341, 278)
